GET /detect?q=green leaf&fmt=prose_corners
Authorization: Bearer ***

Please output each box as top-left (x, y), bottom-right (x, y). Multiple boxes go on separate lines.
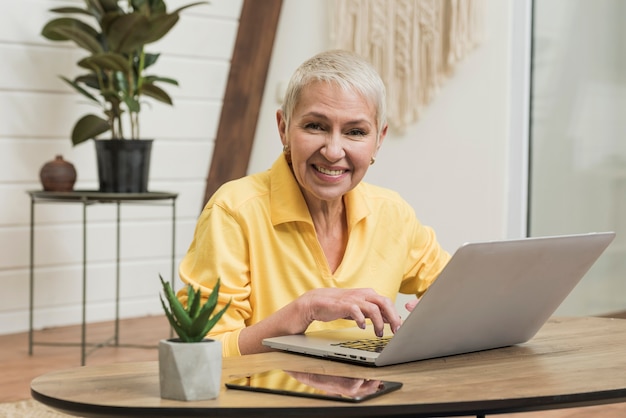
top-left (187, 285), bottom-right (201, 317)
top-left (185, 284), bottom-right (195, 314)
top-left (157, 276), bottom-right (230, 342)
top-left (141, 83), bottom-right (173, 105)
top-left (84, 0), bottom-right (104, 18)
top-left (143, 52), bottom-right (160, 69)
top-left (106, 14), bottom-right (151, 53)
top-left (189, 308), bottom-right (214, 339)
top-left (159, 275), bottom-right (193, 330)
top-left (143, 13), bottom-right (179, 44)
top-left (131, 0), bottom-right (160, 15)
top-left (149, 0), bottom-right (168, 15)
top-left (143, 75), bottom-right (178, 85)
top-left (95, 0), bottom-right (120, 14)
top-left (188, 278), bottom-right (223, 338)
top-left (171, 2), bottom-right (210, 15)
top-left (61, 76), bottom-right (101, 104)
top-left (113, 71), bottom-right (130, 97)
top-left (123, 95), bottom-right (141, 113)
top-left (160, 295), bottom-right (190, 341)
top-left (197, 299), bottom-right (231, 340)
top-left (79, 53), bottom-right (131, 73)
top-left (50, 7), bottom-right (93, 16)
top-left (204, 278), bottom-right (222, 316)
top-left (41, 18), bottom-right (103, 54)
top-left (71, 114), bottom-right (111, 145)
top-left (74, 73), bottom-right (103, 91)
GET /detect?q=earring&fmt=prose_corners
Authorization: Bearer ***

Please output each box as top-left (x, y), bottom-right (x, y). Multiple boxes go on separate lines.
top-left (370, 157), bottom-right (376, 165)
top-left (283, 144), bottom-right (292, 164)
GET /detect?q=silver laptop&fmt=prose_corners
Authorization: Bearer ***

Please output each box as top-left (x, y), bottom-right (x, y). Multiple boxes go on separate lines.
top-left (263, 232), bottom-right (615, 366)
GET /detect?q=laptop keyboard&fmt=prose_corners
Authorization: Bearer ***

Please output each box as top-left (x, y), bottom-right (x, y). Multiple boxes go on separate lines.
top-left (331, 337), bottom-right (392, 353)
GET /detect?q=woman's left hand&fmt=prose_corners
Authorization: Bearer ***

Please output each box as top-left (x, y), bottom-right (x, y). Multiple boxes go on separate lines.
top-left (405, 298), bottom-right (420, 312)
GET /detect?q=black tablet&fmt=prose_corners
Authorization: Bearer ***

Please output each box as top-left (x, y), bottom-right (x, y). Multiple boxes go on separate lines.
top-left (225, 369), bottom-right (402, 403)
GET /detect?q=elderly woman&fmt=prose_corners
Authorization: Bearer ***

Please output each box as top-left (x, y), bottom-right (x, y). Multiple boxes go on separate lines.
top-left (179, 50), bottom-right (450, 357)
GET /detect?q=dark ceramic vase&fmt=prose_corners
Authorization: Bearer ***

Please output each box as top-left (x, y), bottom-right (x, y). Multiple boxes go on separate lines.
top-left (39, 155), bottom-right (77, 192)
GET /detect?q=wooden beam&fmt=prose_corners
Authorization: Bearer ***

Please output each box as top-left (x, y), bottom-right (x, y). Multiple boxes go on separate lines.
top-left (203, 0), bottom-right (283, 208)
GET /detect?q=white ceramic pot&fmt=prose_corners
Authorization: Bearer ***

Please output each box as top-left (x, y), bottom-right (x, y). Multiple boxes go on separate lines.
top-left (158, 338), bottom-right (222, 401)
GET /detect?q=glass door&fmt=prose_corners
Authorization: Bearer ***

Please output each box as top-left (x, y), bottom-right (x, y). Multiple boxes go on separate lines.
top-left (529, 0), bottom-right (626, 316)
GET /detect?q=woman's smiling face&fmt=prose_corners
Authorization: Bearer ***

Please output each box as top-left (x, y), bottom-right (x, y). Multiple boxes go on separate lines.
top-left (277, 80), bottom-right (387, 207)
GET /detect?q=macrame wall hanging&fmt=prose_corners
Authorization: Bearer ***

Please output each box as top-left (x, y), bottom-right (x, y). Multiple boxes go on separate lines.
top-left (330, 0), bottom-right (486, 133)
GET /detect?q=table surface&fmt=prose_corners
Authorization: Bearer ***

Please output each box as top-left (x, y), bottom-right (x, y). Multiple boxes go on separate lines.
top-left (27, 190), bottom-right (178, 202)
top-left (31, 317), bottom-right (626, 418)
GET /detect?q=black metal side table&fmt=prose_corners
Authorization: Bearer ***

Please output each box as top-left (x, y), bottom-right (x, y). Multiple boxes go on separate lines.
top-left (27, 190), bottom-right (178, 365)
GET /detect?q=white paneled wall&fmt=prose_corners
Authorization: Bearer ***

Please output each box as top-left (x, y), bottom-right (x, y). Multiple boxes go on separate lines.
top-left (0, 0), bottom-right (243, 334)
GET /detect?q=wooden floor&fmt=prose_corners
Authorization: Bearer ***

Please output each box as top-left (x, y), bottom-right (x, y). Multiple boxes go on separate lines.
top-left (1, 315), bottom-right (170, 403)
top-left (2, 315), bottom-right (626, 417)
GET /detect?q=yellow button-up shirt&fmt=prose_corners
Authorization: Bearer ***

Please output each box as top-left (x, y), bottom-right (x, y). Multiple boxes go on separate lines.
top-left (178, 155), bottom-right (450, 356)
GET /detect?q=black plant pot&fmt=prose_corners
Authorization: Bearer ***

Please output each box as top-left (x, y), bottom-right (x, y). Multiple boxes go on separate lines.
top-left (95, 139), bottom-right (153, 193)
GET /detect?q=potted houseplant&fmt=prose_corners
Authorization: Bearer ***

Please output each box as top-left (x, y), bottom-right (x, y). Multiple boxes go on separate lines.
top-left (159, 274), bottom-right (230, 401)
top-left (40, 0), bottom-right (207, 193)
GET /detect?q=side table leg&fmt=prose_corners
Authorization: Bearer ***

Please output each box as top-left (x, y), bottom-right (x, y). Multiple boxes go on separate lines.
top-left (29, 197), bottom-right (35, 355)
top-left (81, 200), bottom-right (87, 366)
top-left (115, 202), bottom-right (121, 346)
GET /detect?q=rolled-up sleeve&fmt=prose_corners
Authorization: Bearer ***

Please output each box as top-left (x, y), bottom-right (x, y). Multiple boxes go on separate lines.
top-left (178, 203), bottom-right (251, 357)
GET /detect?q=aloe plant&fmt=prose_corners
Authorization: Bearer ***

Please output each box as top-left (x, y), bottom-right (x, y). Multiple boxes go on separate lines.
top-left (41, 0), bottom-right (207, 145)
top-left (159, 275), bottom-right (231, 343)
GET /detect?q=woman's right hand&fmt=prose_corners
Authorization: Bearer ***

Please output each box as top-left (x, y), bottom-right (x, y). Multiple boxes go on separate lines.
top-left (238, 287), bottom-right (401, 355)
top-left (295, 288), bottom-right (402, 337)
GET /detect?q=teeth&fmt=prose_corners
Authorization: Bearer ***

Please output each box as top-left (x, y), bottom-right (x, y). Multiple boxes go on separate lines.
top-left (316, 166), bottom-right (344, 176)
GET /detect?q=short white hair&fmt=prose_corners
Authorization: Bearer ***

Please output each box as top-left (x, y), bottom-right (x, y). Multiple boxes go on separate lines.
top-left (281, 50), bottom-right (387, 138)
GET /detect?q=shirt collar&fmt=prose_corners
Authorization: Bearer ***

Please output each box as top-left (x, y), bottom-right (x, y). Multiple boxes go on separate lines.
top-left (269, 154), bottom-right (371, 228)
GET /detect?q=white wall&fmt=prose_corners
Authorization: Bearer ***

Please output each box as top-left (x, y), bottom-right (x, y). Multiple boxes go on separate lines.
top-left (0, 0), bottom-right (243, 334)
top-left (1, 0), bottom-right (520, 335)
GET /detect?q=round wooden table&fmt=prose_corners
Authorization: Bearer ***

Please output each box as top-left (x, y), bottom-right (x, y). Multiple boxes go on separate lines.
top-left (31, 317), bottom-right (626, 417)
